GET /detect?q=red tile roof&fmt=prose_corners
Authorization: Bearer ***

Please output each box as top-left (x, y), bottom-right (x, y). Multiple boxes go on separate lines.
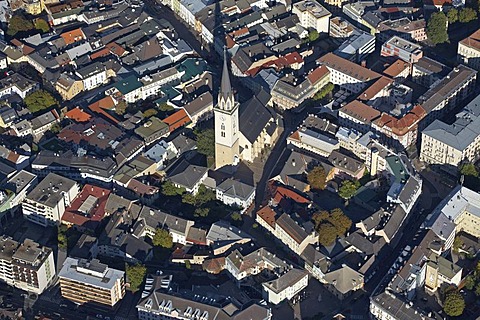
top-left (383, 59), bottom-right (411, 78)
top-left (127, 179), bottom-right (160, 196)
top-left (358, 76), bottom-right (393, 102)
top-left (62, 184), bottom-right (111, 227)
top-left (373, 105), bottom-right (426, 136)
top-left (88, 96), bottom-right (119, 124)
top-left (11, 39), bottom-right (34, 55)
top-left (307, 65), bottom-right (330, 85)
top-left (65, 107), bottom-right (92, 122)
top-left (90, 42), bottom-right (126, 59)
top-left (163, 109), bottom-right (191, 132)
top-left (273, 185), bottom-right (310, 204)
top-left (340, 100), bottom-right (381, 123)
top-left (60, 28), bottom-right (85, 45)
top-left (460, 29), bottom-right (480, 51)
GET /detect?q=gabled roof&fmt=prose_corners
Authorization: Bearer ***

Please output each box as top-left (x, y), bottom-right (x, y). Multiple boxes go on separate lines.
top-left (64, 107), bottom-right (91, 122)
top-left (239, 92), bottom-right (274, 144)
top-left (162, 109), bottom-right (191, 132)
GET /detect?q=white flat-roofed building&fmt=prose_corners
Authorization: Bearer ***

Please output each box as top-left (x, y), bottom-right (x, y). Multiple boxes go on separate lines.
top-left (293, 0), bottom-right (331, 34)
top-left (381, 36), bottom-right (423, 63)
top-left (59, 257), bottom-right (125, 306)
top-left (287, 127), bottom-right (340, 157)
top-left (22, 173), bottom-right (80, 227)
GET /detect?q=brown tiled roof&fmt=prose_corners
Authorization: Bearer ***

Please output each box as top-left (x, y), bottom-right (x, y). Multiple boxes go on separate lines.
top-left (340, 100), bottom-right (381, 123)
top-left (318, 53), bottom-right (381, 82)
top-left (358, 76), bottom-right (393, 102)
top-left (460, 29), bottom-right (480, 51)
top-left (257, 206), bottom-right (276, 228)
top-left (383, 59), bottom-right (411, 78)
top-left (65, 107), bottom-right (92, 122)
top-left (61, 184), bottom-right (110, 227)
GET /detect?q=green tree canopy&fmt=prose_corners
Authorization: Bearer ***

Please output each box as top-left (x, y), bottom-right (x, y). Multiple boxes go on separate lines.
top-left (313, 83), bottom-right (334, 101)
top-left (338, 180), bottom-right (361, 200)
top-left (307, 30), bottom-right (319, 43)
top-left (24, 90), bottom-right (58, 113)
top-left (443, 291), bottom-right (465, 316)
top-left (195, 185), bottom-right (216, 205)
top-left (115, 100), bottom-right (127, 115)
top-left (143, 108), bottom-right (158, 118)
top-left (152, 228), bottom-right (173, 248)
top-left (195, 129), bottom-right (215, 158)
top-left (57, 225), bottom-right (67, 249)
top-left (126, 263), bottom-right (147, 292)
top-left (460, 163), bottom-right (478, 177)
top-left (317, 223), bottom-right (338, 247)
top-left (308, 166), bottom-right (327, 190)
top-left (447, 8), bottom-right (459, 23)
top-left (194, 207), bottom-right (210, 217)
top-left (161, 180), bottom-right (185, 196)
top-left (464, 275), bottom-right (475, 290)
top-left (459, 7), bottom-right (478, 23)
top-left (231, 212), bottom-right (242, 221)
top-left (427, 12), bottom-right (449, 45)
top-left (181, 193), bottom-right (196, 205)
top-left (7, 15), bottom-right (34, 36)
top-left (313, 208), bottom-right (352, 247)
top-left (34, 19), bottom-right (50, 33)
top-left (158, 102), bottom-right (174, 112)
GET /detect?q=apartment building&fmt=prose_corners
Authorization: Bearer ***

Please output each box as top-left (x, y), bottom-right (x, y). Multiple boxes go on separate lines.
top-left (338, 100), bottom-right (381, 133)
top-left (22, 173), bottom-right (80, 226)
top-left (381, 36), bottom-right (423, 63)
top-left (292, 0), bottom-right (331, 34)
top-left (287, 127), bottom-right (340, 157)
top-left (377, 18), bottom-right (427, 43)
top-left (0, 238), bottom-right (56, 295)
top-left (225, 248), bottom-right (288, 281)
top-left (458, 29), bottom-right (480, 70)
top-left (75, 62), bottom-right (107, 91)
top-left (318, 53), bottom-right (381, 93)
top-left (412, 56), bottom-right (449, 87)
top-left (424, 253), bottom-right (462, 292)
top-left (335, 32), bottom-right (376, 63)
top-left (59, 258), bottom-right (125, 307)
top-left (420, 93), bottom-right (480, 166)
top-left (2, 170), bottom-right (37, 215)
top-left (256, 207), bottom-right (317, 255)
top-left (0, 73), bottom-right (38, 99)
top-left (419, 64), bottom-right (477, 128)
top-left (330, 17), bottom-right (355, 38)
top-left (262, 269), bottom-right (309, 305)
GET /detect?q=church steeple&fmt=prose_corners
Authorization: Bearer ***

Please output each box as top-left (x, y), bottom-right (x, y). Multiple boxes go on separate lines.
top-left (219, 47), bottom-right (235, 111)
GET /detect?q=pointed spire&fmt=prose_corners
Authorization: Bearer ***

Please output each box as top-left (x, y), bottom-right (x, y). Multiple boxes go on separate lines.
top-left (220, 46), bottom-right (233, 102)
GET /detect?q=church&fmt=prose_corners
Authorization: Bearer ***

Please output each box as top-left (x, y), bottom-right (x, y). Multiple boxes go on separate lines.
top-left (214, 50), bottom-right (281, 170)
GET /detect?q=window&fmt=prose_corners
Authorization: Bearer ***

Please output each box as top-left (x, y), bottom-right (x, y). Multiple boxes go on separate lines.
top-left (221, 132), bottom-right (225, 137)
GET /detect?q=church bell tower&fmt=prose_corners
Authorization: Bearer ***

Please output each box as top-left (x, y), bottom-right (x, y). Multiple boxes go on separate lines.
top-left (214, 48), bottom-right (240, 170)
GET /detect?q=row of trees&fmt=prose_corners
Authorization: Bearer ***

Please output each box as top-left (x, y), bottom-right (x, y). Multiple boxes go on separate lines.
top-left (427, 8), bottom-right (478, 45)
top-left (313, 83), bottom-right (334, 101)
top-left (313, 208), bottom-right (352, 247)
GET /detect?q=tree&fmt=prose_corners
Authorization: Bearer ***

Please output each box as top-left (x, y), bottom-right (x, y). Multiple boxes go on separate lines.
top-left (115, 100), bottom-right (127, 115)
top-left (194, 207), bottom-right (210, 217)
top-left (143, 108), bottom-right (158, 118)
top-left (318, 223), bottom-right (338, 247)
top-left (195, 185), bottom-right (216, 205)
top-left (308, 166), bottom-right (327, 190)
top-left (447, 8), bottom-right (459, 23)
top-left (49, 123), bottom-right (62, 134)
top-left (182, 193), bottom-right (196, 205)
top-left (338, 180), bottom-right (360, 200)
top-left (443, 291), bottom-right (465, 316)
top-left (7, 15), bottom-right (34, 36)
top-left (231, 212), bottom-right (243, 221)
top-left (427, 12), bottom-right (449, 45)
top-left (152, 228), bottom-right (173, 248)
top-left (158, 102), bottom-right (174, 112)
top-left (313, 83), bottom-right (334, 101)
top-left (161, 181), bottom-right (185, 196)
top-left (185, 260), bottom-right (191, 269)
top-left (459, 7), bottom-right (478, 23)
top-left (307, 30), bottom-right (319, 43)
top-left (24, 90), bottom-right (58, 113)
top-left (329, 208), bottom-right (352, 235)
top-left (34, 19), bottom-right (50, 33)
top-left (57, 225), bottom-right (67, 249)
top-left (195, 129), bottom-right (215, 157)
top-left (452, 236), bottom-right (464, 253)
top-left (464, 275), bottom-right (475, 290)
top-left (460, 163), bottom-right (478, 177)
top-left (126, 263), bottom-right (147, 292)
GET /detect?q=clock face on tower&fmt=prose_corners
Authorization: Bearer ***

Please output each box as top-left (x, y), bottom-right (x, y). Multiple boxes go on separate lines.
top-left (220, 115), bottom-right (226, 121)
